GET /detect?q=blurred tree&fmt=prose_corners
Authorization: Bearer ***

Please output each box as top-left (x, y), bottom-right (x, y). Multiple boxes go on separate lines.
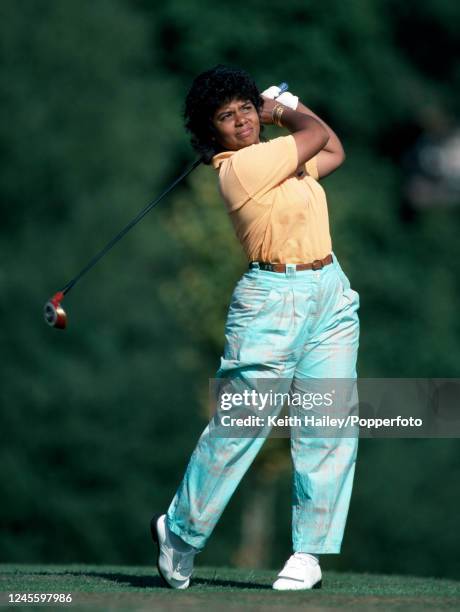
top-left (0, 0), bottom-right (206, 564)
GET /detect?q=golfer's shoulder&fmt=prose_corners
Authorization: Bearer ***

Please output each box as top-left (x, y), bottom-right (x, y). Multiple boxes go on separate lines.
top-left (235, 135), bottom-right (297, 167)
top-left (213, 136), bottom-right (298, 199)
top-left (231, 136), bottom-right (298, 194)
top-left (213, 136), bottom-right (296, 171)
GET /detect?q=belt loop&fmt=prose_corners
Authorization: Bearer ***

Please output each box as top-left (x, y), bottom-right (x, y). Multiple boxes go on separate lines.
top-left (285, 263), bottom-right (296, 277)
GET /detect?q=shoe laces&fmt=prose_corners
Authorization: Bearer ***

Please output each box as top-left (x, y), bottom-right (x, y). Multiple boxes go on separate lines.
top-left (284, 553), bottom-right (317, 570)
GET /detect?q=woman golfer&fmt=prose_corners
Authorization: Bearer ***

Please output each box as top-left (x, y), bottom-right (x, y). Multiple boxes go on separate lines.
top-left (152, 65), bottom-right (360, 590)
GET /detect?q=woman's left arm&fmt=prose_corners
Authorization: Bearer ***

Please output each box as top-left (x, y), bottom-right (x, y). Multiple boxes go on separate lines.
top-left (295, 101), bottom-right (345, 179)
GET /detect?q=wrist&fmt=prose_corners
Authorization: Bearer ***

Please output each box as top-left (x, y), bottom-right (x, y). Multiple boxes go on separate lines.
top-left (275, 91), bottom-right (299, 110)
top-left (271, 104), bottom-right (285, 127)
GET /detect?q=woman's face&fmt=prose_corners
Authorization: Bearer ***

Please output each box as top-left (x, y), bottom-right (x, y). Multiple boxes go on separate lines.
top-left (212, 98), bottom-right (260, 151)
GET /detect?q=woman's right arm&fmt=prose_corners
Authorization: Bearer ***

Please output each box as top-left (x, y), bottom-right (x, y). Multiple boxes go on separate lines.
top-left (260, 97), bottom-right (329, 167)
top-left (295, 100), bottom-right (346, 178)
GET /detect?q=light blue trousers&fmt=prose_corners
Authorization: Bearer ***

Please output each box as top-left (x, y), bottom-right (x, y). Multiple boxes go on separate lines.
top-left (167, 253), bottom-right (360, 553)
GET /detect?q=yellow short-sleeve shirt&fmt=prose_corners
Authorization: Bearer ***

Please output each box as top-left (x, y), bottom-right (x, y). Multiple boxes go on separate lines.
top-left (212, 135), bottom-right (332, 263)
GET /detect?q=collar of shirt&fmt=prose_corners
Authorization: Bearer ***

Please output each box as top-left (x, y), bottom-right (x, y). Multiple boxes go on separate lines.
top-left (212, 150), bottom-right (236, 170)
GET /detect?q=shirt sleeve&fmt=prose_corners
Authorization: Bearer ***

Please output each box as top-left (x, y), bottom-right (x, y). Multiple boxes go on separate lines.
top-left (305, 155), bottom-right (319, 180)
top-left (231, 135), bottom-right (298, 199)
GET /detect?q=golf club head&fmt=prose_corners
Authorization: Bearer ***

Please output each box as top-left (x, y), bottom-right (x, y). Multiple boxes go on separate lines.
top-left (44, 292), bottom-right (67, 329)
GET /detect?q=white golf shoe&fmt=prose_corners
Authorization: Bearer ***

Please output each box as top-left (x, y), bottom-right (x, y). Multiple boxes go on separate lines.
top-left (150, 514), bottom-right (197, 589)
top-left (272, 553), bottom-right (322, 590)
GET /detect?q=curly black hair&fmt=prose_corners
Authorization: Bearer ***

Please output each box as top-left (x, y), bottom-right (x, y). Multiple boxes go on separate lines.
top-left (184, 65), bottom-right (263, 164)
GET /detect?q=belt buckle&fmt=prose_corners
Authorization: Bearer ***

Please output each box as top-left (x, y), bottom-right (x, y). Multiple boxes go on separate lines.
top-left (311, 259), bottom-right (323, 270)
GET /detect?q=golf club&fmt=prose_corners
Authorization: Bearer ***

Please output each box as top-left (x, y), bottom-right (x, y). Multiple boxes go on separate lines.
top-left (43, 158), bottom-right (202, 329)
top-left (44, 82), bottom-right (289, 329)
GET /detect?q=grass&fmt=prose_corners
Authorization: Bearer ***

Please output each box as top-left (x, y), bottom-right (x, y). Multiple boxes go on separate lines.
top-left (1, 564), bottom-right (460, 610)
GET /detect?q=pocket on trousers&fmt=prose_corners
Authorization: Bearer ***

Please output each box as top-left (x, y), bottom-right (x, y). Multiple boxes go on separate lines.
top-left (335, 267), bottom-right (360, 309)
top-left (223, 284), bottom-right (280, 363)
top-left (225, 283), bottom-right (278, 339)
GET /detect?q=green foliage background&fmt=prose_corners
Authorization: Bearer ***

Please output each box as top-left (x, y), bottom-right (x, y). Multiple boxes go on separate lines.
top-left (1, 0), bottom-right (459, 578)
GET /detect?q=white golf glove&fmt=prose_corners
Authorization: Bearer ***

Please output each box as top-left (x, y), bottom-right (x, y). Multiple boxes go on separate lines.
top-left (261, 85), bottom-right (299, 110)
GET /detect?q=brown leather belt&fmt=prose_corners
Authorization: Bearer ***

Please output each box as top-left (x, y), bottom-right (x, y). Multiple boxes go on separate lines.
top-left (250, 253), bottom-right (333, 273)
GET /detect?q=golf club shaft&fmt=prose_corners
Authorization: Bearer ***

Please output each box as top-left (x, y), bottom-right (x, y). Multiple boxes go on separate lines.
top-left (60, 158), bottom-right (201, 296)
top-left (54, 82), bottom-right (289, 298)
